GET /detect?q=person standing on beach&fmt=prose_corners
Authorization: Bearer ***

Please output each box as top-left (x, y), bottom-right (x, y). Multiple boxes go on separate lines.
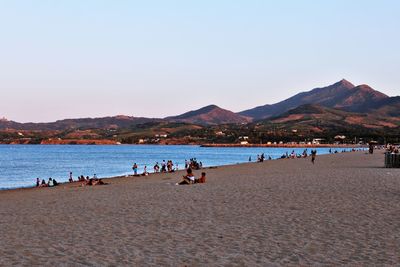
top-left (311, 150), bottom-right (317, 164)
top-left (154, 162), bottom-right (160, 173)
top-left (161, 160), bottom-right (166, 172)
top-left (132, 163), bottom-right (138, 175)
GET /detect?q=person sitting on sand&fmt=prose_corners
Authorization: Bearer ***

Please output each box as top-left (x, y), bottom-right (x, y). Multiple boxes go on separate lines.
top-left (40, 179), bottom-right (47, 187)
top-left (178, 168), bottom-right (195, 185)
top-left (196, 172), bottom-right (206, 184)
top-left (95, 179), bottom-right (107, 185)
top-left (83, 178), bottom-right (108, 186)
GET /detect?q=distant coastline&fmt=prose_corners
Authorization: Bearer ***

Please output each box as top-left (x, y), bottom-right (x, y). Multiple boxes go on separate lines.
top-left (0, 139), bottom-right (367, 148)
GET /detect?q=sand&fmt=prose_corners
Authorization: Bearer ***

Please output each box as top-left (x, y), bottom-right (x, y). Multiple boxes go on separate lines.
top-left (1, 151), bottom-right (399, 266)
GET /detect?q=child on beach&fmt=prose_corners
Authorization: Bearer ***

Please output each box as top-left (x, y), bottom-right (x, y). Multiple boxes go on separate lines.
top-left (197, 172), bottom-right (206, 184)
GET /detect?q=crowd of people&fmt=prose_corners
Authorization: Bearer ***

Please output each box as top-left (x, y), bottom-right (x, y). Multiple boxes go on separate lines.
top-left (129, 158), bottom-right (207, 186)
top-left (35, 172), bottom-right (107, 188)
top-left (36, 177), bottom-right (59, 187)
top-left (132, 160), bottom-right (178, 176)
top-left (185, 158), bottom-right (202, 170)
top-left (154, 160), bottom-right (177, 173)
top-left (131, 158), bottom-right (204, 177)
top-left (68, 173), bottom-right (107, 186)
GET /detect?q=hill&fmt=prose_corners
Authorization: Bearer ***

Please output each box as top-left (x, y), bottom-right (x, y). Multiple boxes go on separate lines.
top-left (166, 105), bottom-right (252, 125)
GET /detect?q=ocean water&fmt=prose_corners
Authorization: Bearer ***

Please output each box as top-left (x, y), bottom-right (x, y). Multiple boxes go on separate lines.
top-left (0, 145), bottom-right (359, 189)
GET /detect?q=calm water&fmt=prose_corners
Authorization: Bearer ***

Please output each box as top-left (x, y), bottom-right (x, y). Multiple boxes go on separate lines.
top-left (0, 145), bottom-right (358, 189)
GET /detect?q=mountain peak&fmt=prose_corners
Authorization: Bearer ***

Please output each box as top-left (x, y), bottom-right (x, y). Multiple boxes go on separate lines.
top-left (198, 104), bottom-right (220, 112)
top-left (334, 79), bottom-right (355, 89)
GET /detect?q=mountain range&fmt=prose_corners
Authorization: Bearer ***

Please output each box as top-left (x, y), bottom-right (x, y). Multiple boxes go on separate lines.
top-left (1, 79), bottom-right (399, 132)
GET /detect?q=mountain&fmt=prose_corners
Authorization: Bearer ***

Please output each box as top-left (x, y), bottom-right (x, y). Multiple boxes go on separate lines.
top-left (0, 116), bottom-right (162, 131)
top-left (166, 105), bottom-right (252, 125)
top-left (265, 104), bottom-right (399, 133)
top-left (239, 79), bottom-right (389, 120)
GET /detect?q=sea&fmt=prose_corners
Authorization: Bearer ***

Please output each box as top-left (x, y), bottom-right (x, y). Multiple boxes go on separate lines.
top-left (0, 145), bottom-right (361, 190)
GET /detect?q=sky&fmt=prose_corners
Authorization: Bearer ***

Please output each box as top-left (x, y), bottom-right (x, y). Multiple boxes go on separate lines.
top-left (0, 0), bottom-right (399, 122)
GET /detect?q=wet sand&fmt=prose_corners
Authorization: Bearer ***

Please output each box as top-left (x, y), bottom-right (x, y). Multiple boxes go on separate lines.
top-left (1, 151), bottom-right (399, 266)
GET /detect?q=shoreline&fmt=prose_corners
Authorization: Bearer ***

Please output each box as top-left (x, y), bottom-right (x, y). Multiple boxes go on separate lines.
top-left (201, 143), bottom-right (367, 148)
top-left (0, 148), bottom-right (364, 193)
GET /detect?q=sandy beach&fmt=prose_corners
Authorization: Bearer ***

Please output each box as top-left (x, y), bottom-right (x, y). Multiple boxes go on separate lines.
top-left (1, 151), bottom-right (399, 266)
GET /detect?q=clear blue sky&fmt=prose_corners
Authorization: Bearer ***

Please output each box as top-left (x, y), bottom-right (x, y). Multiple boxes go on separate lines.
top-left (1, 0), bottom-right (399, 122)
